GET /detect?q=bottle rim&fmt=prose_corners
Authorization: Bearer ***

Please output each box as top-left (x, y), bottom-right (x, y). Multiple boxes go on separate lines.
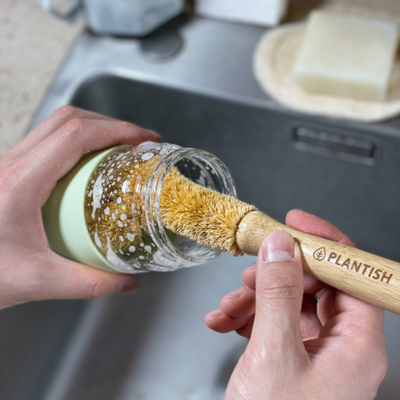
top-left (143, 146), bottom-right (237, 269)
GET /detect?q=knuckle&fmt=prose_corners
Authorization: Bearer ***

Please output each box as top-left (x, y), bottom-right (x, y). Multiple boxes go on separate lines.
top-left (365, 356), bottom-right (388, 400)
top-left (61, 118), bottom-right (86, 139)
top-left (364, 343), bottom-right (388, 384)
top-left (53, 105), bottom-right (79, 121)
top-left (259, 271), bottom-right (302, 300)
top-left (84, 277), bottom-right (108, 300)
top-left (375, 353), bottom-right (389, 383)
top-left (379, 359), bottom-right (389, 383)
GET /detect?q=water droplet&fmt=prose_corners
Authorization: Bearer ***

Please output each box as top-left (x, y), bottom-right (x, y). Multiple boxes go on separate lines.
top-left (91, 173), bottom-right (103, 220)
top-left (141, 152), bottom-right (154, 161)
top-left (94, 230), bottom-right (102, 249)
top-left (122, 180), bottom-right (131, 193)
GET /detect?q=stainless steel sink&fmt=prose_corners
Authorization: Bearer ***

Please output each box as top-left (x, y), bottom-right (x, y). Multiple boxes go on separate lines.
top-left (2, 14), bottom-right (400, 400)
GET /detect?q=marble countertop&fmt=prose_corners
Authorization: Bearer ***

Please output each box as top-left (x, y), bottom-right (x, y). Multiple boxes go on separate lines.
top-left (0, 0), bottom-right (84, 154)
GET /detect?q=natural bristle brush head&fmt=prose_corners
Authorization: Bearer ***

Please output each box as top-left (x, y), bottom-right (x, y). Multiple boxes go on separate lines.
top-left (160, 168), bottom-right (257, 256)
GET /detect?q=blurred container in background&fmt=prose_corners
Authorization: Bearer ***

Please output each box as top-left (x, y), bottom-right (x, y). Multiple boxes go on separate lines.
top-left (40, 0), bottom-right (185, 36)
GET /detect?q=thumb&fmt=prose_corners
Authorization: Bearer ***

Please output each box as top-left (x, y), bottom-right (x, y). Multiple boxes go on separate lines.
top-left (251, 230), bottom-right (305, 355)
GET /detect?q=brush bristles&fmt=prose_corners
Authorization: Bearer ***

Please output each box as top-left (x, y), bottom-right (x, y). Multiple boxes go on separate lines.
top-left (160, 168), bottom-right (257, 256)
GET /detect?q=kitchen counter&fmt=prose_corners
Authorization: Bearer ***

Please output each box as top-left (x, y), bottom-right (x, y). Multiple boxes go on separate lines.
top-left (0, 0), bottom-right (84, 154)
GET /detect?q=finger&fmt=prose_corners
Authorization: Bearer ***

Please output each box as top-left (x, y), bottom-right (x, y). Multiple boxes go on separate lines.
top-left (19, 118), bottom-right (160, 203)
top-left (220, 285), bottom-right (255, 318)
top-left (286, 209), bottom-right (353, 303)
top-left (286, 209), bottom-right (355, 247)
top-left (251, 230), bottom-right (305, 357)
top-left (316, 291), bottom-right (388, 390)
top-left (316, 287), bottom-right (338, 326)
top-left (301, 294), bottom-right (322, 340)
top-left (219, 291), bottom-right (322, 340)
top-left (331, 291), bottom-right (385, 340)
top-left (242, 266), bottom-right (256, 289)
top-left (33, 253), bottom-right (139, 301)
top-left (3, 106), bottom-right (114, 162)
top-left (316, 287), bottom-right (385, 348)
top-left (204, 309), bottom-right (249, 333)
top-left (303, 274), bottom-right (328, 296)
top-left (236, 315), bottom-right (255, 338)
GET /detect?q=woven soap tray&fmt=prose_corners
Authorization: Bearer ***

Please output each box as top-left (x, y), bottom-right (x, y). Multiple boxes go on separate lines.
top-left (253, 23), bottom-right (400, 122)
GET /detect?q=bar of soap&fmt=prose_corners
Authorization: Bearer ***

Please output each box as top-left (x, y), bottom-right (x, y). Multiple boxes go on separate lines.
top-left (293, 11), bottom-right (399, 101)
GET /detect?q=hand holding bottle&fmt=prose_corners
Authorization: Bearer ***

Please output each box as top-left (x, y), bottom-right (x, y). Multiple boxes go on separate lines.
top-left (0, 106), bottom-right (160, 310)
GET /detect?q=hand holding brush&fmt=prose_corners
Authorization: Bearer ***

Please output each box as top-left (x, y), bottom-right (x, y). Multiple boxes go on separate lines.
top-left (205, 211), bottom-right (387, 400)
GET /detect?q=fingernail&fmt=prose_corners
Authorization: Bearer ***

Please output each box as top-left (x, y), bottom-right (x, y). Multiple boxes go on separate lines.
top-left (207, 309), bottom-right (222, 317)
top-left (146, 130), bottom-right (161, 141)
top-left (117, 277), bottom-right (138, 293)
top-left (227, 286), bottom-right (244, 299)
top-left (263, 230), bottom-right (294, 263)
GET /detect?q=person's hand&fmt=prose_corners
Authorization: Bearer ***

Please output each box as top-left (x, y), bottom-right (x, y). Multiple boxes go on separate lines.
top-left (205, 210), bottom-right (388, 400)
top-left (0, 106), bottom-right (160, 310)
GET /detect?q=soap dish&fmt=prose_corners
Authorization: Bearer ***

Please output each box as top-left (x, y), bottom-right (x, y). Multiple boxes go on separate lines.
top-left (253, 23), bottom-right (400, 122)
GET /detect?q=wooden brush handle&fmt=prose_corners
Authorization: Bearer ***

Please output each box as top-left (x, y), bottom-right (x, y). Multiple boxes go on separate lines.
top-left (237, 211), bottom-right (400, 315)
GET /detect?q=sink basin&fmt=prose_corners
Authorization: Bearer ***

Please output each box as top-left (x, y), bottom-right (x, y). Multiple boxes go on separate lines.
top-left (41, 256), bottom-right (250, 400)
top-left (2, 15), bottom-right (400, 400)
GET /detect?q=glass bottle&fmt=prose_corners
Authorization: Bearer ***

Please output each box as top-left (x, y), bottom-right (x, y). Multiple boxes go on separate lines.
top-left (43, 142), bottom-right (237, 274)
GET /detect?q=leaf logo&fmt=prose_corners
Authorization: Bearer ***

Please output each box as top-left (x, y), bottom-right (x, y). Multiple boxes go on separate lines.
top-left (313, 247), bottom-right (326, 261)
